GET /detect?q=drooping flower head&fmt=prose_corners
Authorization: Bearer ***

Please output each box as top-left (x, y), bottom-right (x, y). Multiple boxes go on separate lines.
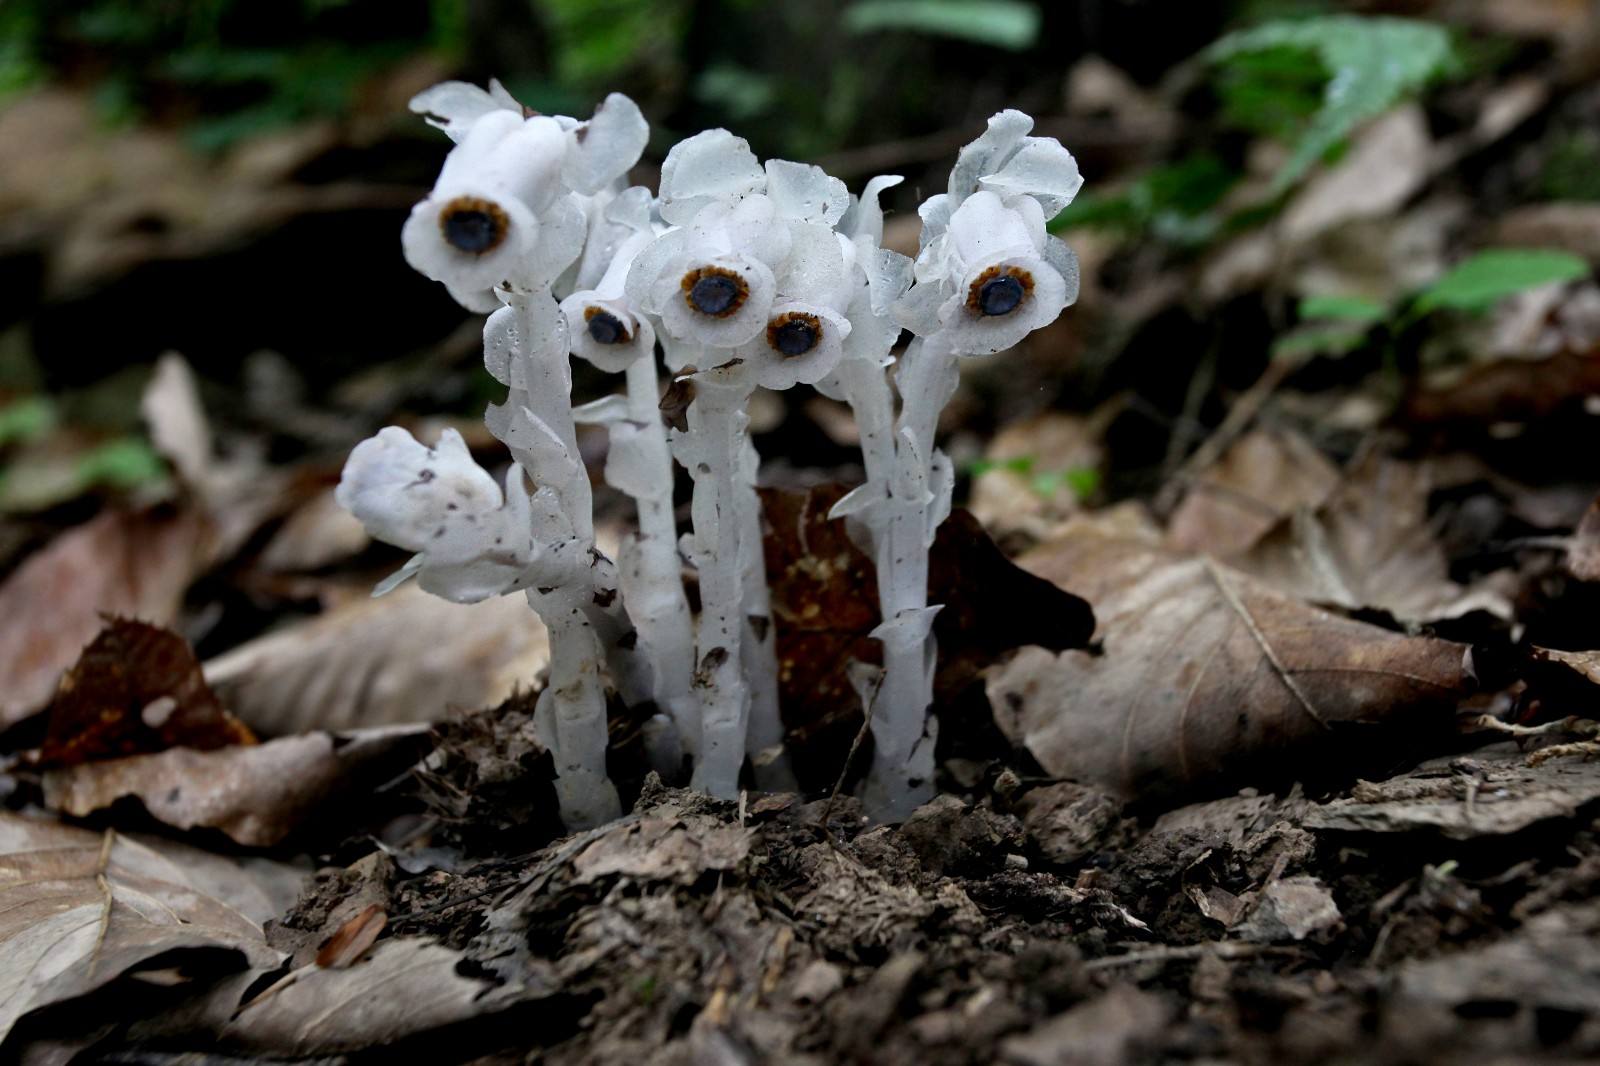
top-left (895, 110), bottom-right (1083, 356)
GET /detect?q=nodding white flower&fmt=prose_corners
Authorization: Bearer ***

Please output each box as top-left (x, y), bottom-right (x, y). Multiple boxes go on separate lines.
top-left (401, 110), bottom-right (571, 297)
top-left (640, 195), bottom-right (791, 349)
top-left (897, 189), bottom-right (1078, 355)
top-left (559, 230), bottom-right (658, 373)
top-left (560, 93), bottom-right (650, 196)
top-left (335, 426), bottom-right (537, 603)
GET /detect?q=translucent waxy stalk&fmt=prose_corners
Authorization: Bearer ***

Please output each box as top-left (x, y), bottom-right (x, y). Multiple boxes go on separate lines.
top-left (737, 461), bottom-right (796, 792)
top-left (680, 376), bottom-right (753, 799)
top-left (530, 585), bottom-right (622, 828)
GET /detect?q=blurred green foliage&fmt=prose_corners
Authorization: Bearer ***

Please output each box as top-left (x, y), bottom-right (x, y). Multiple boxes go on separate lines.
top-left (843, 1), bottom-right (1040, 51)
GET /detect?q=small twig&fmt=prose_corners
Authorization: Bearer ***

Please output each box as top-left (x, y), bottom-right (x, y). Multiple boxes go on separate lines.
top-left (87, 830), bottom-right (116, 979)
top-left (1085, 940), bottom-right (1301, 970)
top-left (820, 674), bottom-right (881, 834)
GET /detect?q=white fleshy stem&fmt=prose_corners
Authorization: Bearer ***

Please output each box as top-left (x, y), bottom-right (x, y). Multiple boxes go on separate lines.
top-left (737, 471), bottom-right (797, 791)
top-left (529, 586), bottom-right (622, 829)
top-left (490, 290), bottom-right (655, 708)
top-left (684, 376), bottom-right (752, 799)
top-left (620, 355), bottom-right (697, 747)
top-left (858, 337), bottom-right (961, 821)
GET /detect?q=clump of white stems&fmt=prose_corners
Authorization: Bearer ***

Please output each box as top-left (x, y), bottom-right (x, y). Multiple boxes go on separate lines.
top-left (337, 81), bottom-right (1080, 829)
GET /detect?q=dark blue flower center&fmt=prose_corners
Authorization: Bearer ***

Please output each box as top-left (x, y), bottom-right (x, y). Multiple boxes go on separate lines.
top-left (586, 310), bottom-right (628, 345)
top-left (978, 274), bottom-right (1025, 316)
top-left (440, 200), bottom-right (506, 254)
top-left (771, 318), bottom-right (818, 356)
top-left (689, 274), bottom-right (742, 315)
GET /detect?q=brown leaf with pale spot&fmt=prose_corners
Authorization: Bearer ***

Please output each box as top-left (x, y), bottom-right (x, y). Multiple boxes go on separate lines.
top-left (38, 619), bottom-right (254, 768)
top-left (315, 904), bottom-right (387, 969)
top-left (987, 523), bottom-right (1471, 802)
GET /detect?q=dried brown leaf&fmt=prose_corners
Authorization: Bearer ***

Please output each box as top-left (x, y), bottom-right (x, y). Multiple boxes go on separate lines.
top-left (987, 526), bottom-right (1470, 801)
top-left (38, 619), bottom-right (255, 767)
top-left (0, 508), bottom-right (210, 730)
top-left (0, 812), bottom-right (281, 1043)
top-left (203, 581), bottom-right (550, 734)
top-left (1568, 495), bottom-right (1600, 581)
top-left (1233, 452), bottom-right (1511, 624)
top-left (1165, 430), bottom-right (1340, 556)
top-left (315, 904), bottom-right (387, 969)
top-left (41, 726), bottom-right (430, 847)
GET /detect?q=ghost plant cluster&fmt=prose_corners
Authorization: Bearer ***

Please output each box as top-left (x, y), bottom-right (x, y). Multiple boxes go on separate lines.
top-left (336, 81), bottom-right (1081, 829)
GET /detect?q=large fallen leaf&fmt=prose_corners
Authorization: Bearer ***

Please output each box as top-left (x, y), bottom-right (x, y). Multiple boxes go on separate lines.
top-left (0, 812), bottom-right (281, 1043)
top-left (761, 486), bottom-right (1095, 786)
top-left (41, 725), bottom-right (430, 847)
top-left (0, 508), bottom-right (210, 730)
top-left (1165, 429), bottom-right (1340, 556)
top-left (987, 522), bottom-right (1471, 801)
top-left (204, 581), bottom-right (550, 735)
top-left (37, 618), bottom-right (255, 767)
top-left (210, 938), bottom-right (551, 1056)
top-left (1232, 452), bottom-right (1511, 624)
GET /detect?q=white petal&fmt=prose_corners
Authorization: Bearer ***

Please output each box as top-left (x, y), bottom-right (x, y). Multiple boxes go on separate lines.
top-left (625, 228), bottom-right (689, 313)
top-left (1043, 236), bottom-right (1081, 308)
top-left (946, 190), bottom-right (1037, 271)
top-left (947, 109), bottom-right (1032, 204)
top-left (658, 129), bottom-right (765, 225)
top-left (778, 221), bottom-right (851, 308)
top-left (858, 241), bottom-right (914, 316)
top-left (563, 93), bottom-right (650, 195)
top-left (764, 159), bottom-right (849, 224)
top-left (980, 137), bottom-right (1084, 218)
top-left (409, 81), bottom-right (513, 143)
top-left (917, 193), bottom-right (954, 250)
top-left (520, 194), bottom-right (587, 289)
top-left (445, 280), bottom-right (503, 313)
top-left (840, 174), bottom-right (904, 245)
top-left (690, 194), bottom-right (790, 268)
top-left (892, 279), bottom-right (947, 337)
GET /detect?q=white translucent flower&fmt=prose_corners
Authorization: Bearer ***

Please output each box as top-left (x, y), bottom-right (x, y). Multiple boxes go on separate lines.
top-left (559, 231), bottom-right (658, 372)
top-left (657, 129), bottom-right (766, 225)
top-left (897, 190), bottom-right (1078, 355)
top-left (408, 79), bottom-right (523, 143)
top-left (640, 196), bottom-right (791, 349)
top-left (401, 111), bottom-right (570, 296)
top-left (947, 109), bottom-right (1084, 218)
top-left (335, 426), bottom-right (537, 603)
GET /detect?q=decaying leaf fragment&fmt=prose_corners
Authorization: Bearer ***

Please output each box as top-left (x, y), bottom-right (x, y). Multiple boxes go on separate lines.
top-left (37, 618), bottom-right (256, 767)
top-left (0, 507), bottom-right (210, 730)
top-left (41, 725), bottom-right (430, 847)
top-left (1165, 429), bottom-right (1340, 557)
top-left (987, 523), bottom-right (1471, 801)
top-left (0, 812), bottom-right (280, 1043)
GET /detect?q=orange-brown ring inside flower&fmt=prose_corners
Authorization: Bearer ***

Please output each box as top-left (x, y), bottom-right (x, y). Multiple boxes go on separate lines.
top-left (583, 305), bottom-right (632, 344)
top-left (680, 266), bottom-right (750, 318)
top-left (438, 196), bottom-right (510, 256)
top-left (965, 264), bottom-right (1034, 316)
top-left (766, 311), bottom-right (823, 357)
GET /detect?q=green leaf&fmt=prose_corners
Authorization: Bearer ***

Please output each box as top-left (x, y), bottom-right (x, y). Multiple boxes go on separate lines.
top-left (1271, 324), bottom-right (1369, 361)
top-left (0, 396), bottom-right (56, 447)
top-left (1415, 249), bottom-right (1590, 313)
top-left (1208, 15), bottom-right (1456, 195)
top-left (844, 0), bottom-right (1040, 51)
top-left (966, 455), bottom-right (1035, 478)
top-left (74, 437), bottom-right (167, 490)
top-left (1298, 295), bottom-right (1387, 322)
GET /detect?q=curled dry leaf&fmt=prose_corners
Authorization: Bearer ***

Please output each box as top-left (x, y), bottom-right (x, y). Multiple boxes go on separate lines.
top-left (41, 726), bottom-right (431, 847)
top-left (37, 618), bottom-right (255, 768)
top-left (0, 811), bottom-right (281, 1043)
top-left (0, 508), bottom-right (210, 731)
top-left (204, 581), bottom-right (551, 735)
top-left (987, 521), bottom-right (1471, 802)
top-left (1165, 429), bottom-right (1340, 556)
top-left (1232, 452), bottom-right (1512, 625)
